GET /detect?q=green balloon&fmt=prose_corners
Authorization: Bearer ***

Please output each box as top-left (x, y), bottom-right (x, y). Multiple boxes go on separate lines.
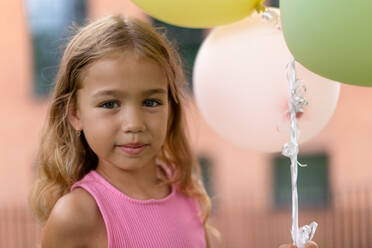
top-left (280, 0), bottom-right (372, 86)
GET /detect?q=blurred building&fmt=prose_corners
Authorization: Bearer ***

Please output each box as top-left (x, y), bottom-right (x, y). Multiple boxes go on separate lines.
top-left (1, 0), bottom-right (372, 247)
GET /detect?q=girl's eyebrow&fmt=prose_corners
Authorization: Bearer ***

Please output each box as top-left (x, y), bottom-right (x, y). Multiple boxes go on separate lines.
top-left (92, 88), bottom-right (167, 98)
top-left (141, 88), bottom-right (167, 96)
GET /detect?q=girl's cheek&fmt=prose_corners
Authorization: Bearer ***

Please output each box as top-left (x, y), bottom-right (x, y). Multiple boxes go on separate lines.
top-left (89, 118), bottom-right (116, 133)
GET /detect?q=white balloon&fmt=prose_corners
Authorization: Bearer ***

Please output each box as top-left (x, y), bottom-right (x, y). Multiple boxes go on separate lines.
top-left (193, 9), bottom-right (340, 153)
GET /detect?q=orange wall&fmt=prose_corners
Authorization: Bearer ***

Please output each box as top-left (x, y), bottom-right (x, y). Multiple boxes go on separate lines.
top-left (0, 0), bottom-right (48, 205)
top-left (2, 0), bottom-right (372, 212)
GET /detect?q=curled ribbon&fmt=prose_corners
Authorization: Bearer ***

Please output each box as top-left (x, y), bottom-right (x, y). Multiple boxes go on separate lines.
top-left (296, 222), bottom-right (318, 247)
top-left (261, 8), bottom-right (281, 30)
top-left (281, 57), bottom-right (317, 248)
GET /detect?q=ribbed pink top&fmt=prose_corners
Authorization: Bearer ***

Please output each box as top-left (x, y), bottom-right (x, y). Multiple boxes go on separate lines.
top-left (70, 162), bottom-right (206, 248)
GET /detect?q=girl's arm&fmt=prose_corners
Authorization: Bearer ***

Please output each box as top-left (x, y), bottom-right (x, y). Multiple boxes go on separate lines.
top-left (41, 189), bottom-right (103, 248)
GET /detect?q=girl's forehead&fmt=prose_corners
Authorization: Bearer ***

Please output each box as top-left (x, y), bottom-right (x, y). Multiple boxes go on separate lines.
top-left (79, 51), bottom-right (168, 96)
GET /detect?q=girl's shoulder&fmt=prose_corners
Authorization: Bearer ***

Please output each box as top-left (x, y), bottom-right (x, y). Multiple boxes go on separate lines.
top-left (42, 188), bottom-right (105, 247)
top-left (57, 188), bottom-right (102, 226)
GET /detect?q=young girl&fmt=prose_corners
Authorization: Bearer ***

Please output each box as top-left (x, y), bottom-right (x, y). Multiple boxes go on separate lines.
top-left (29, 14), bottom-right (214, 248)
top-left (29, 14), bottom-right (318, 248)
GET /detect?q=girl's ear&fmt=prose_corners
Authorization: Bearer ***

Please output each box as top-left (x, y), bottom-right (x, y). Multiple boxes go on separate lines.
top-left (67, 105), bottom-right (82, 131)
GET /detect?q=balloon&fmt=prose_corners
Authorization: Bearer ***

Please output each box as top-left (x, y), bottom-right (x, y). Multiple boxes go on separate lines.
top-left (193, 9), bottom-right (340, 153)
top-left (131, 0), bottom-right (264, 28)
top-left (280, 0), bottom-right (372, 87)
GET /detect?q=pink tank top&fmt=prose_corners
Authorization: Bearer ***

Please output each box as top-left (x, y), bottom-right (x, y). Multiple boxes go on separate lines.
top-left (71, 161), bottom-right (206, 248)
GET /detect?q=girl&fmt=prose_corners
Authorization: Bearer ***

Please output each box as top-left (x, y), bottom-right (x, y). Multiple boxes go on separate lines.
top-left (29, 13), bottom-right (318, 248)
top-left (29, 14), bottom-right (214, 248)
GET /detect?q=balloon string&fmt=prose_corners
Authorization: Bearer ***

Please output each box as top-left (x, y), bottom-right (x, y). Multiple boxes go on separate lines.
top-left (282, 57), bottom-right (317, 248)
top-left (260, 10), bottom-right (318, 246)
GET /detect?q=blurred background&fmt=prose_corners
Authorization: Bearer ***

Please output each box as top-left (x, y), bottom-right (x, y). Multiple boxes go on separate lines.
top-left (1, 0), bottom-right (372, 247)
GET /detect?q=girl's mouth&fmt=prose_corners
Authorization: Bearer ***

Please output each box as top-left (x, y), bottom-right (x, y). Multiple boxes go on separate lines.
top-left (118, 144), bottom-right (148, 155)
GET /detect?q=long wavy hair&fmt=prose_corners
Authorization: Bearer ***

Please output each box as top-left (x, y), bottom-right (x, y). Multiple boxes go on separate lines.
top-left (29, 14), bottom-right (217, 246)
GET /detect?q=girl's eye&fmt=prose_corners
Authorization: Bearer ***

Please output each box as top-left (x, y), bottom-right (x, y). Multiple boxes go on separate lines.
top-left (100, 101), bottom-right (119, 109)
top-left (143, 99), bottom-right (161, 107)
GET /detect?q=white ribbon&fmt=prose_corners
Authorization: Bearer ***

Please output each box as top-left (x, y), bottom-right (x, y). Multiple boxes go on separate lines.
top-left (281, 57), bottom-right (317, 248)
top-left (262, 8), bottom-right (281, 30)
top-left (261, 9), bottom-right (318, 247)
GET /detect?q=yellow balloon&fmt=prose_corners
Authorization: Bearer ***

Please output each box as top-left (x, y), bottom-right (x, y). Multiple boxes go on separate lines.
top-left (132, 0), bottom-right (265, 28)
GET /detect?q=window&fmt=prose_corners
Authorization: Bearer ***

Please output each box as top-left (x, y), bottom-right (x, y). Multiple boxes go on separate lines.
top-left (151, 18), bottom-right (205, 90)
top-left (267, 0), bottom-right (279, 8)
top-left (273, 153), bottom-right (329, 208)
top-left (25, 0), bottom-right (87, 97)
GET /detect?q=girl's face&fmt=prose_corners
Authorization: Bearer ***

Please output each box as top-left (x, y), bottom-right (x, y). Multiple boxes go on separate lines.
top-left (68, 51), bottom-right (170, 172)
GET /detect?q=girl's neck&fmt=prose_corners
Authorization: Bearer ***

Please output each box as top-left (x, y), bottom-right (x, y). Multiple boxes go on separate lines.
top-left (95, 159), bottom-right (170, 200)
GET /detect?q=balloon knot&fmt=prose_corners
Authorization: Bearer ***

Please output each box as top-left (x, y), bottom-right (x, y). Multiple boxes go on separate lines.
top-left (255, 1), bottom-right (266, 13)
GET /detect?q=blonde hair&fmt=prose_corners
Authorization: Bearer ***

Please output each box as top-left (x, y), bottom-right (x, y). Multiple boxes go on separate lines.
top-left (29, 14), bottom-right (217, 245)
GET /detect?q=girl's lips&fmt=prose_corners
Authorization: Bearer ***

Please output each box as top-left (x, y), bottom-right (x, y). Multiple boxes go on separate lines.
top-left (119, 144), bottom-right (147, 155)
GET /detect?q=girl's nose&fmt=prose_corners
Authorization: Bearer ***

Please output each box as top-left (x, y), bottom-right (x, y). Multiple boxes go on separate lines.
top-left (121, 107), bottom-right (146, 133)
